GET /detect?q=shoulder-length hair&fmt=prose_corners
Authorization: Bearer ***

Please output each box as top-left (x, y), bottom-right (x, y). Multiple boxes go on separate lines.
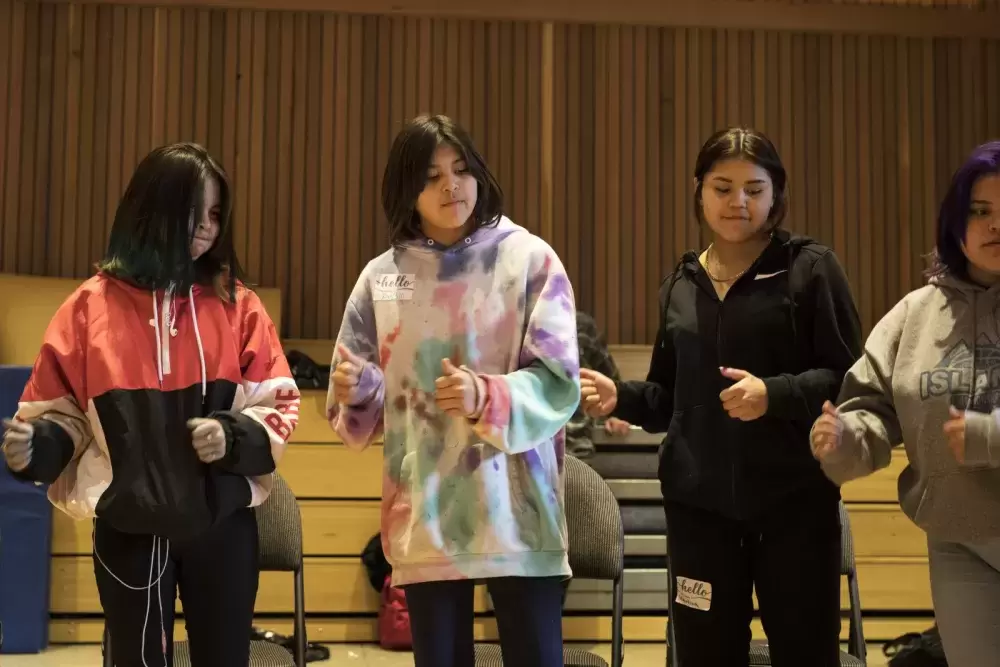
top-left (381, 114), bottom-right (504, 245)
top-left (96, 142), bottom-right (245, 300)
top-left (693, 126), bottom-right (789, 230)
top-left (927, 141), bottom-right (1000, 279)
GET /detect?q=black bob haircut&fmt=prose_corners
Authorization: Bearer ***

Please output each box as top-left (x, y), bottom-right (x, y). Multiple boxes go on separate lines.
top-left (381, 114), bottom-right (504, 245)
top-left (97, 142), bottom-right (246, 301)
top-left (693, 126), bottom-right (788, 231)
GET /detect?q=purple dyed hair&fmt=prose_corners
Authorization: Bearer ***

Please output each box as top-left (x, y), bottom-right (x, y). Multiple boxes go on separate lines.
top-left (928, 140), bottom-right (1000, 278)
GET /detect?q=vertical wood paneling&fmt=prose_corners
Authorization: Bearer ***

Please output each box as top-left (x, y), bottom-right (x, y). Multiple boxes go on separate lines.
top-left (1, 1), bottom-right (999, 340)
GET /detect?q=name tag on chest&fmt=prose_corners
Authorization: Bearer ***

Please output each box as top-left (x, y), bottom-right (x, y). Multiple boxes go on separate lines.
top-left (373, 274), bottom-right (416, 301)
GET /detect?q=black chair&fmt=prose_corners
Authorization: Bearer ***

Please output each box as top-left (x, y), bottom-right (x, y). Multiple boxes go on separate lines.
top-left (667, 500), bottom-right (867, 666)
top-left (474, 454), bottom-right (625, 667)
top-left (103, 473), bottom-right (307, 667)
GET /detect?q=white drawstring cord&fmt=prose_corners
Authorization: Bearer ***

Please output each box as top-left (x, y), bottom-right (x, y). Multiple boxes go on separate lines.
top-left (93, 533), bottom-right (170, 667)
top-left (188, 285), bottom-right (207, 400)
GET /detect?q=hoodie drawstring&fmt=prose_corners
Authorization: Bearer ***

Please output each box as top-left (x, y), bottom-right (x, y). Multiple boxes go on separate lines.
top-left (95, 284), bottom-right (208, 666)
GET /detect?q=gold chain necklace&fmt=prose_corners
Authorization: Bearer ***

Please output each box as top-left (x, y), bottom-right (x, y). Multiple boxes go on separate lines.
top-left (703, 245), bottom-right (755, 283)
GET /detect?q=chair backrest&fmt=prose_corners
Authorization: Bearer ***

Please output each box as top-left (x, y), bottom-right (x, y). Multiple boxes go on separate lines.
top-left (838, 500), bottom-right (857, 575)
top-left (254, 473), bottom-right (303, 572)
top-left (564, 454), bottom-right (624, 580)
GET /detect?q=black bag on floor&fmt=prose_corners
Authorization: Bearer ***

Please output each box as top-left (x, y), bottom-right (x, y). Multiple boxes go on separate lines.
top-left (883, 624), bottom-right (947, 667)
top-left (286, 350), bottom-right (327, 389)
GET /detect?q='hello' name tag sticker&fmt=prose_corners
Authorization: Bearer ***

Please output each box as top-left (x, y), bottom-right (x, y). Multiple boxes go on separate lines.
top-left (373, 274), bottom-right (416, 301)
top-left (675, 576), bottom-right (712, 611)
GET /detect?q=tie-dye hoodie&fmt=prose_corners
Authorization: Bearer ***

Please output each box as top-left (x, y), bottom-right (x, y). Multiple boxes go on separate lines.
top-left (326, 217), bottom-right (581, 586)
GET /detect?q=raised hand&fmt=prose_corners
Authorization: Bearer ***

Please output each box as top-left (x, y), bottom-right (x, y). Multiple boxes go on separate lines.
top-left (434, 359), bottom-right (483, 418)
top-left (2, 418), bottom-right (34, 472)
top-left (810, 401), bottom-right (845, 461)
top-left (187, 418), bottom-right (226, 463)
top-left (718, 367), bottom-right (768, 421)
top-left (580, 368), bottom-right (617, 418)
top-left (943, 406), bottom-right (967, 464)
top-left (332, 344), bottom-right (372, 405)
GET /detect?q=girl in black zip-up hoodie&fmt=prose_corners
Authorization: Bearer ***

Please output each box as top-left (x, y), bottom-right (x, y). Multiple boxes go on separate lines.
top-left (582, 127), bottom-right (862, 667)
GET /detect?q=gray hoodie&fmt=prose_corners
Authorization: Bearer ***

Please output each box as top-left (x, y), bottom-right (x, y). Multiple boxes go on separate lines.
top-left (818, 272), bottom-right (1000, 543)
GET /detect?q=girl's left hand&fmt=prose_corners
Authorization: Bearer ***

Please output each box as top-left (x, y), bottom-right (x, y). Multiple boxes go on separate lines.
top-left (435, 359), bottom-right (485, 419)
top-left (719, 367), bottom-right (769, 421)
top-left (943, 406), bottom-right (966, 463)
top-left (187, 418), bottom-right (227, 463)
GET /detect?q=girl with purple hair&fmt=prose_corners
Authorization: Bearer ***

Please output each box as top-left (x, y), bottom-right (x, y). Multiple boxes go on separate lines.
top-left (812, 140), bottom-right (1000, 665)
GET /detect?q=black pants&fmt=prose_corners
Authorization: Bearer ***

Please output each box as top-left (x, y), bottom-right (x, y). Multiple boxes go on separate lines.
top-left (665, 487), bottom-right (842, 667)
top-left (404, 576), bottom-right (565, 667)
top-left (94, 508), bottom-right (259, 667)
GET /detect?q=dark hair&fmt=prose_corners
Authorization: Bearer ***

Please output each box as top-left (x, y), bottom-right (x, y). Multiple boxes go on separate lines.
top-left (381, 114), bottom-right (504, 245)
top-left (927, 140), bottom-right (1000, 279)
top-left (693, 127), bottom-right (788, 230)
top-left (97, 142), bottom-right (245, 300)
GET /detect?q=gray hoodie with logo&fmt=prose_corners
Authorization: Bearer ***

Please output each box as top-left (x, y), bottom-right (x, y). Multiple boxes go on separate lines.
top-left (818, 272), bottom-right (1000, 543)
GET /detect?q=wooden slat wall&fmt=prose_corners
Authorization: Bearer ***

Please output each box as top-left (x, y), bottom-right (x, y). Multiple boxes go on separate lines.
top-left (733, 0), bottom-right (997, 6)
top-left (1, 1), bottom-right (999, 344)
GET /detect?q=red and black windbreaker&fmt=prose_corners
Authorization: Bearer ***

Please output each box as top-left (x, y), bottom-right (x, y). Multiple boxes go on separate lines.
top-left (8, 273), bottom-right (301, 541)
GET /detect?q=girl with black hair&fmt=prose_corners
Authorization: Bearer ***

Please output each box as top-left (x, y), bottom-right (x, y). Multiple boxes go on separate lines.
top-left (581, 127), bottom-right (863, 666)
top-left (2, 143), bottom-right (300, 667)
top-left (327, 114), bottom-right (580, 667)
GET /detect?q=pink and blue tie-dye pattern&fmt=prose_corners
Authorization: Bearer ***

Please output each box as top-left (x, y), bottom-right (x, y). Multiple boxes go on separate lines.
top-left (327, 217), bottom-right (580, 586)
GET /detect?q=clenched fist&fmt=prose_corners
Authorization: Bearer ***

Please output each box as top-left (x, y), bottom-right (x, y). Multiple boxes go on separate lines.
top-left (2, 418), bottom-right (34, 473)
top-left (580, 368), bottom-right (617, 418)
top-left (943, 406), bottom-right (967, 464)
top-left (332, 344), bottom-right (374, 405)
top-left (435, 359), bottom-right (485, 418)
top-left (810, 401), bottom-right (845, 461)
top-left (718, 367), bottom-right (768, 421)
top-left (187, 418), bottom-right (226, 463)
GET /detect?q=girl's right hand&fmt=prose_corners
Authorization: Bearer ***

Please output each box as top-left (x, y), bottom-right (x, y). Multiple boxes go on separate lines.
top-left (810, 401), bottom-right (845, 461)
top-left (2, 417), bottom-right (35, 473)
top-left (580, 368), bottom-right (618, 418)
top-left (332, 344), bottom-right (369, 405)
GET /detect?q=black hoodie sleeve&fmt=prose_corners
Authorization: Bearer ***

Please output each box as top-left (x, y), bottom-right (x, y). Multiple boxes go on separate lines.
top-left (613, 279), bottom-right (677, 433)
top-left (761, 249), bottom-right (862, 423)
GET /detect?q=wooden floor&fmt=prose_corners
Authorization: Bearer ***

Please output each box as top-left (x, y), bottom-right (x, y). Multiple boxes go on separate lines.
top-left (0, 642), bottom-right (889, 666)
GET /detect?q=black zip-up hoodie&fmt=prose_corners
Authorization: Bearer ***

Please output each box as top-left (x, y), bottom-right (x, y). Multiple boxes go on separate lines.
top-left (613, 230), bottom-right (863, 520)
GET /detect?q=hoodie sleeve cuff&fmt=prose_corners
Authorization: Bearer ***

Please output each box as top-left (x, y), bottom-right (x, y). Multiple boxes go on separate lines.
top-left (461, 366), bottom-right (488, 421)
top-left (762, 375), bottom-right (794, 417)
top-left (962, 410), bottom-right (1000, 468)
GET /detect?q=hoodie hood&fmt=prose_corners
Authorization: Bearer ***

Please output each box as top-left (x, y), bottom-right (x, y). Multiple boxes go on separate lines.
top-left (677, 228), bottom-right (818, 271)
top-left (396, 215), bottom-right (520, 256)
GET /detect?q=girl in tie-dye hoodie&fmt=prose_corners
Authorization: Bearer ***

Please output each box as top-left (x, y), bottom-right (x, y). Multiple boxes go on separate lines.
top-left (327, 115), bottom-right (581, 667)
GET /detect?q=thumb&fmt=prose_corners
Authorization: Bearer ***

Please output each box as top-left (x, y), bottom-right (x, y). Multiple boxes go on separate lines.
top-left (720, 367), bottom-right (750, 381)
top-left (949, 406), bottom-right (963, 419)
top-left (441, 358), bottom-right (459, 375)
top-left (822, 401), bottom-right (839, 417)
top-left (337, 343), bottom-right (361, 364)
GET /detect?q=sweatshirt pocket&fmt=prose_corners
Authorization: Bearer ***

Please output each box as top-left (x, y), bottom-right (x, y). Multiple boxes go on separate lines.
top-left (657, 405), bottom-right (709, 493)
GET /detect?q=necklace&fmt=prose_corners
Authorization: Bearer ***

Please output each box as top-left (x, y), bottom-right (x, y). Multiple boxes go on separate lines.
top-left (703, 245), bottom-right (755, 283)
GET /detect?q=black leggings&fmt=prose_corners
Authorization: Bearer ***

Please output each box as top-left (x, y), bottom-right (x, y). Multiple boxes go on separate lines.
top-left (666, 487), bottom-right (842, 667)
top-left (94, 508), bottom-right (259, 667)
top-left (404, 576), bottom-right (565, 667)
